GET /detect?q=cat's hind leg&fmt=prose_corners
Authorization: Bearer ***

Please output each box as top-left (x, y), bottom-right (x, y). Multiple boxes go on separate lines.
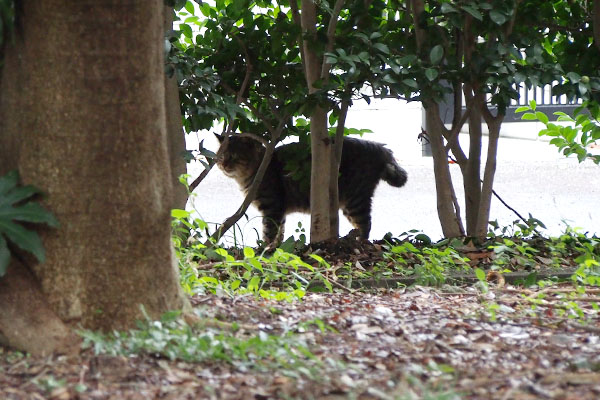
top-left (342, 198), bottom-right (372, 239)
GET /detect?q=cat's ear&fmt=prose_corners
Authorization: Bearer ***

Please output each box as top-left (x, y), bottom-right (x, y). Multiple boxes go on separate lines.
top-left (214, 133), bottom-right (224, 143)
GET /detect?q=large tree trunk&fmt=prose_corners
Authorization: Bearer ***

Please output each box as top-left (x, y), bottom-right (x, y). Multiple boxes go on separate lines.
top-left (0, 0), bottom-right (187, 355)
top-left (164, 6), bottom-right (189, 211)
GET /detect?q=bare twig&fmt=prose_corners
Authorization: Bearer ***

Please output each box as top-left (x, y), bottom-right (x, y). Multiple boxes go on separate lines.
top-left (189, 163), bottom-right (214, 193)
top-left (328, 277), bottom-right (357, 294)
top-left (490, 187), bottom-right (531, 227)
top-left (445, 149), bottom-right (535, 231)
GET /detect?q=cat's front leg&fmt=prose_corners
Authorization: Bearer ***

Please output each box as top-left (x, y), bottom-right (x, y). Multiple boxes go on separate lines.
top-left (262, 213), bottom-right (285, 250)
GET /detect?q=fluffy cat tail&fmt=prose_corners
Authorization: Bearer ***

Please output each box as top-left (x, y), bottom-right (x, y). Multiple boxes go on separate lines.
top-left (382, 160), bottom-right (408, 187)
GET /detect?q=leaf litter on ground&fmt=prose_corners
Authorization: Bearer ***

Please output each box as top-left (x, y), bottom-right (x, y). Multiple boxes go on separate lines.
top-left (2, 229), bottom-right (600, 399)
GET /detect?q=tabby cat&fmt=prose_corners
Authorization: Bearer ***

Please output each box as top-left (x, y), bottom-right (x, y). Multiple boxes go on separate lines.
top-left (215, 134), bottom-right (407, 245)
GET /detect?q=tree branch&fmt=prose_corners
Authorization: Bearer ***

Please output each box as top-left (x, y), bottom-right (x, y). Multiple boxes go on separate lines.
top-left (321, 0), bottom-right (346, 80)
top-left (189, 162), bottom-right (214, 193)
top-left (409, 0), bottom-right (426, 52)
top-left (594, 0), bottom-right (600, 53)
top-left (209, 118), bottom-right (287, 244)
top-left (232, 35), bottom-right (253, 105)
top-left (504, 0), bottom-right (522, 38)
top-left (287, 0), bottom-right (308, 80)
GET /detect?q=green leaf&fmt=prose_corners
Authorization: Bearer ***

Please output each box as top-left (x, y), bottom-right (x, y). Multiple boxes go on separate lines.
top-left (171, 209), bottom-right (191, 219)
top-left (425, 68), bottom-right (439, 81)
top-left (429, 45), bottom-right (444, 65)
top-left (0, 185), bottom-right (39, 207)
top-left (243, 247), bottom-right (255, 259)
top-left (0, 236), bottom-right (9, 277)
top-left (461, 5), bottom-right (483, 20)
top-left (535, 111), bottom-right (549, 125)
top-left (513, 72), bottom-right (527, 84)
top-left (528, 99), bottom-right (537, 110)
top-left (372, 43), bottom-right (389, 55)
top-left (402, 78), bottom-right (418, 89)
top-left (521, 113), bottom-right (537, 121)
top-left (440, 3), bottom-right (458, 13)
top-left (180, 23), bottom-right (193, 39)
top-left (1, 203), bottom-right (59, 227)
top-left (489, 10), bottom-right (507, 25)
top-left (514, 106), bottom-right (530, 113)
top-left (184, 0), bottom-right (195, 14)
top-left (0, 170), bottom-right (59, 266)
top-left (566, 72), bottom-right (581, 83)
top-left (0, 219), bottom-right (46, 263)
top-left (0, 170), bottom-right (18, 195)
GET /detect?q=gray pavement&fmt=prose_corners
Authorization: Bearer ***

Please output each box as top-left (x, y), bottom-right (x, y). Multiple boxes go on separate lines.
top-left (186, 100), bottom-right (599, 245)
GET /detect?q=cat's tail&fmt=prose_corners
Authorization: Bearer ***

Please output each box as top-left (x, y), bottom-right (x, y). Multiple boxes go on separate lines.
top-left (382, 157), bottom-right (408, 188)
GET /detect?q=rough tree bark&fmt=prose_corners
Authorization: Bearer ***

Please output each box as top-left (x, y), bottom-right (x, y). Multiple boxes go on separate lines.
top-left (0, 0), bottom-right (187, 355)
top-left (164, 5), bottom-right (189, 211)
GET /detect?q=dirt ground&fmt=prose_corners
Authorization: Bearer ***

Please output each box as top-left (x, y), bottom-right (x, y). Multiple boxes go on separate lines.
top-left (2, 282), bottom-right (600, 400)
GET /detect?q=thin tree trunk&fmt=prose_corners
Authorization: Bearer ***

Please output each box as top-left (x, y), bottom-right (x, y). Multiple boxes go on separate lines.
top-left (464, 94), bottom-right (483, 235)
top-left (328, 99), bottom-right (349, 237)
top-left (426, 104), bottom-right (465, 237)
top-left (301, 0), bottom-right (333, 242)
top-left (475, 116), bottom-right (503, 238)
top-left (0, 0), bottom-right (187, 354)
top-left (164, 6), bottom-right (188, 210)
top-left (309, 107), bottom-right (333, 242)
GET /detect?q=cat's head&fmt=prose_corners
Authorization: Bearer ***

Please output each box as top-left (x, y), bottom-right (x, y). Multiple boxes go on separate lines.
top-left (215, 134), bottom-right (264, 181)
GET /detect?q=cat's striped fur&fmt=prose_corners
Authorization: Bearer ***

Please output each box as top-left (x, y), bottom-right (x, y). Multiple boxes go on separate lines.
top-left (215, 134), bottom-right (407, 245)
